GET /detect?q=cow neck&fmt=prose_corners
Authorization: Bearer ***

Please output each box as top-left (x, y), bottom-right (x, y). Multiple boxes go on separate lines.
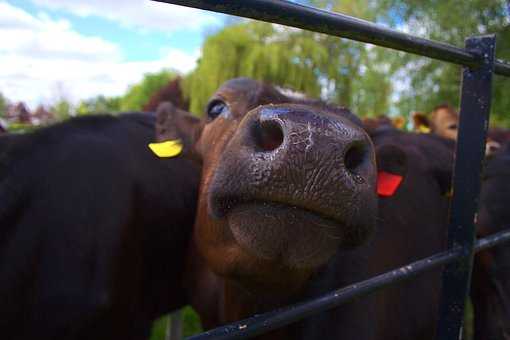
top-left (185, 239), bottom-right (297, 339)
top-left (222, 279), bottom-right (295, 340)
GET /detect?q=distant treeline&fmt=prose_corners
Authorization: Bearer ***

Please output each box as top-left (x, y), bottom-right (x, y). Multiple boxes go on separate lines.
top-left (2, 0), bottom-right (508, 130)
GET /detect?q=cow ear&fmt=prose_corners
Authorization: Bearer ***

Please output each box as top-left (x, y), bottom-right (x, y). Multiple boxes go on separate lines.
top-left (375, 144), bottom-right (408, 197)
top-left (412, 112), bottom-right (431, 133)
top-left (376, 144), bottom-right (407, 175)
top-left (153, 101), bottom-right (203, 158)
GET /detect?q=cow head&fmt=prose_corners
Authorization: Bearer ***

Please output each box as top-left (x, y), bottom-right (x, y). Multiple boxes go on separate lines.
top-left (412, 105), bottom-right (507, 157)
top-left (156, 78), bottom-right (378, 293)
top-left (412, 104), bottom-right (459, 140)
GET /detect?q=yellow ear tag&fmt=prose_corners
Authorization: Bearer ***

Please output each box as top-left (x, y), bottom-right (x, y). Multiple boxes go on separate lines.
top-left (148, 140), bottom-right (183, 158)
top-left (418, 125), bottom-right (431, 134)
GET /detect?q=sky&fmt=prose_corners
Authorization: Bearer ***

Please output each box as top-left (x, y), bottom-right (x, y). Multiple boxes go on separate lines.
top-left (0, 0), bottom-right (225, 108)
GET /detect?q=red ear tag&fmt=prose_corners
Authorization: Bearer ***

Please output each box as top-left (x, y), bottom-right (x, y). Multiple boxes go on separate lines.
top-left (377, 172), bottom-right (403, 197)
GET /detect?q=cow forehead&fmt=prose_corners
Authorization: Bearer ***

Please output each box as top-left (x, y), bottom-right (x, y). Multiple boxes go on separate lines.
top-left (216, 81), bottom-right (284, 107)
top-left (433, 108), bottom-right (458, 123)
top-left (258, 105), bottom-right (356, 133)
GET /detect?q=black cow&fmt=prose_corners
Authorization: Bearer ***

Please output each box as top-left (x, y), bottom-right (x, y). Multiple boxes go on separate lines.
top-left (0, 113), bottom-right (200, 340)
top-left (472, 142), bottom-right (510, 340)
top-left (297, 128), bottom-right (454, 340)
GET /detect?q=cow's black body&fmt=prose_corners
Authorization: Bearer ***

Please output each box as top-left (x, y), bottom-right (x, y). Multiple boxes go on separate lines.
top-left (0, 113), bottom-right (200, 340)
top-left (296, 129), bottom-right (454, 340)
top-left (472, 143), bottom-right (510, 340)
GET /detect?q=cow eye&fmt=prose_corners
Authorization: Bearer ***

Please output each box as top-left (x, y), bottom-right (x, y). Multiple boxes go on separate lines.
top-left (207, 100), bottom-right (229, 120)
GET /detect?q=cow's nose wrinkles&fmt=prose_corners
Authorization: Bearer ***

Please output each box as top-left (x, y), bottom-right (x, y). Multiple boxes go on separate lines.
top-left (252, 118), bottom-right (284, 152)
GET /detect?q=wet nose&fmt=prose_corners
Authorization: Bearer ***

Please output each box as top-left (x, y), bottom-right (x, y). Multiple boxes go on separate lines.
top-left (249, 105), bottom-right (372, 177)
top-left (210, 103), bottom-right (377, 247)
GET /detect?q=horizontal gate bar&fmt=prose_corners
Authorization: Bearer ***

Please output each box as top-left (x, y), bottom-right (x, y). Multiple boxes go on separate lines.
top-left (154, 0), bottom-right (510, 77)
top-left (187, 228), bottom-right (510, 339)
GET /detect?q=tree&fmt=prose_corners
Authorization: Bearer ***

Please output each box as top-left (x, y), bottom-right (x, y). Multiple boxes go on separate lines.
top-left (120, 70), bottom-right (177, 111)
top-left (51, 99), bottom-right (73, 121)
top-left (376, 0), bottom-right (509, 125)
top-left (183, 0), bottom-right (393, 117)
top-left (184, 0), bottom-right (509, 125)
top-left (184, 22), bottom-right (325, 114)
top-left (0, 92), bottom-right (8, 118)
top-left (76, 95), bottom-right (121, 116)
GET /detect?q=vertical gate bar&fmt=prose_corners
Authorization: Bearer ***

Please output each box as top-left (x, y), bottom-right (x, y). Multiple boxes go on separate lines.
top-left (436, 35), bottom-right (496, 340)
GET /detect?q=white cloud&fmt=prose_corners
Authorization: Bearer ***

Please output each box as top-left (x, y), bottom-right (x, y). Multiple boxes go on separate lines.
top-left (0, 2), bottom-right (199, 108)
top-left (30, 0), bottom-right (220, 33)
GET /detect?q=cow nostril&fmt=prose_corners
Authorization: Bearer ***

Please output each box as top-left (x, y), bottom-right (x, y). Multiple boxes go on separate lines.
top-left (344, 143), bottom-right (367, 175)
top-left (253, 119), bottom-right (284, 152)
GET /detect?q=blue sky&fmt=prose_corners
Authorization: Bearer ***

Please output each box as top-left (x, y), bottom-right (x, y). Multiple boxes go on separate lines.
top-left (9, 0), bottom-right (208, 59)
top-left (0, 0), bottom-right (224, 107)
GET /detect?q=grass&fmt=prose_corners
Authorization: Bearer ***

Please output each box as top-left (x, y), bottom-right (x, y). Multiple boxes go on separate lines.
top-left (149, 306), bottom-right (202, 340)
top-left (148, 300), bottom-right (475, 340)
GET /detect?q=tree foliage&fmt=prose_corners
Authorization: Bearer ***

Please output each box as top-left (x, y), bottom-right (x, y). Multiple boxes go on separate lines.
top-left (76, 95), bottom-right (121, 116)
top-left (183, 0), bottom-right (509, 125)
top-left (0, 92), bottom-right (7, 118)
top-left (50, 99), bottom-right (73, 121)
top-left (376, 0), bottom-right (509, 124)
top-left (184, 9), bottom-right (392, 117)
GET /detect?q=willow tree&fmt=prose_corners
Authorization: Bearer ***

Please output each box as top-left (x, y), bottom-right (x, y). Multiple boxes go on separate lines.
top-left (184, 23), bottom-right (326, 114)
top-left (185, 0), bottom-right (508, 122)
top-left (184, 0), bottom-right (393, 117)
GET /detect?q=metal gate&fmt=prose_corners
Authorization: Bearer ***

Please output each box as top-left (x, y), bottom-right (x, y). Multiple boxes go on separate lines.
top-left (154, 1), bottom-right (510, 339)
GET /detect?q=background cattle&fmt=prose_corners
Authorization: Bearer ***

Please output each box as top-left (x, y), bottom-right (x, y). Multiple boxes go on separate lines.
top-left (472, 142), bottom-right (510, 340)
top-left (412, 104), bottom-right (458, 140)
top-left (362, 115), bottom-right (406, 135)
top-left (0, 113), bottom-right (200, 340)
top-left (144, 77), bottom-right (190, 113)
top-left (412, 105), bottom-right (509, 156)
top-left (296, 128), bottom-right (454, 340)
top-left (156, 78), bottom-right (379, 339)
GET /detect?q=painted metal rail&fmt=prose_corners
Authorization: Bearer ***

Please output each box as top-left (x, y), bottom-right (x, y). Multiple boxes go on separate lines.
top-left (155, 0), bottom-right (510, 77)
top-left (188, 229), bottom-right (510, 340)
top-left (153, 1), bottom-right (510, 339)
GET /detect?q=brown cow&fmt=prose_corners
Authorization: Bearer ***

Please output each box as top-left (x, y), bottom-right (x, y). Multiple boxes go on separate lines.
top-left (156, 77), bottom-right (378, 338)
top-left (412, 104), bottom-right (509, 156)
top-left (180, 120), bottom-right (454, 339)
top-left (144, 77), bottom-right (189, 112)
top-left (412, 104), bottom-right (459, 140)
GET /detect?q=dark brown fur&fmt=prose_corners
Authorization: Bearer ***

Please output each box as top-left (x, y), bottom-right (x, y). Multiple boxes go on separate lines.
top-left (156, 78), bottom-right (378, 338)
